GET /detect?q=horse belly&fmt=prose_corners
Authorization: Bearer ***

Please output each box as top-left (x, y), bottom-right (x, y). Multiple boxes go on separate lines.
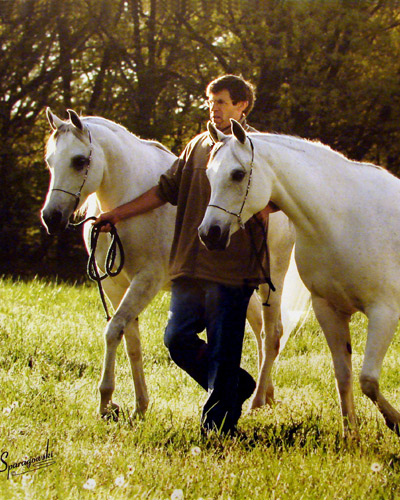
top-left (295, 238), bottom-right (400, 315)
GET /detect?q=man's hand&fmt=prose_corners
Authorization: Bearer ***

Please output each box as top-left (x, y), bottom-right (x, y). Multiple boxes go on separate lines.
top-left (255, 202), bottom-right (280, 224)
top-left (93, 210), bottom-right (120, 232)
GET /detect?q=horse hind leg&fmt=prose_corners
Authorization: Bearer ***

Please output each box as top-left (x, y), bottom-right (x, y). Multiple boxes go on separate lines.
top-left (123, 317), bottom-right (149, 418)
top-left (360, 306), bottom-right (400, 434)
top-left (312, 296), bottom-right (356, 436)
top-left (246, 291), bottom-right (263, 370)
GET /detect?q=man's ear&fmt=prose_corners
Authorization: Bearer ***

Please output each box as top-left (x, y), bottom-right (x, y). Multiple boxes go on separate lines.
top-left (231, 119), bottom-right (247, 144)
top-left (207, 121), bottom-right (226, 144)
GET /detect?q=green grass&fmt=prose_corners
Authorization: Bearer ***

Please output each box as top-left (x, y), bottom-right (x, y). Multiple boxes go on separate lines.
top-left (1, 277), bottom-right (400, 499)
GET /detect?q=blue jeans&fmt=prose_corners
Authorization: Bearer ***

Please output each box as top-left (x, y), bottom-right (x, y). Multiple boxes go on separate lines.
top-left (164, 277), bottom-right (255, 433)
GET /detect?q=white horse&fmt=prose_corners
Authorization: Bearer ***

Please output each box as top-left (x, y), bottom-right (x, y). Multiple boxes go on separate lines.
top-left (41, 109), bottom-right (309, 419)
top-left (199, 118), bottom-right (400, 436)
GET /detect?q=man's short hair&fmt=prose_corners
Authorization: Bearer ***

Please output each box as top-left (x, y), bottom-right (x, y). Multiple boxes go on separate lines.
top-left (206, 75), bottom-right (255, 116)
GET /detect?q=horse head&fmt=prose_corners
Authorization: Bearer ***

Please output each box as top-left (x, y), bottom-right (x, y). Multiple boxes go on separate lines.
top-left (41, 108), bottom-right (99, 234)
top-left (198, 119), bottom-right (271, 250)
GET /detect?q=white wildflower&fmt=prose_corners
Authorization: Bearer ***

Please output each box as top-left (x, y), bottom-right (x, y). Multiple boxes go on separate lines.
top-left (83, 478), bottom-right (96, 490)
top-left (171, 489), bottom-right (184, 500)
top-left (371, 462), bottom-right (382, 472)
top-left (115, 474), bottom-right (126, 487)
top-left (190, 446), bottom-right (201, 456)
top-left (2, 407), bottom-right (11, 416)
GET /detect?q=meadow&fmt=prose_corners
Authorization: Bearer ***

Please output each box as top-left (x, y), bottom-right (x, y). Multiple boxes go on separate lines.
top-left (1, 276), bottom-right (400, 499)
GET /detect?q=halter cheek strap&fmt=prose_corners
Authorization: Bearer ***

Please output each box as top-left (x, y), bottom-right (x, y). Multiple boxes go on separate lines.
top-left (51, 128), bottom-right (93, 211)
top-left (208, 137), bottom-right (254, 229)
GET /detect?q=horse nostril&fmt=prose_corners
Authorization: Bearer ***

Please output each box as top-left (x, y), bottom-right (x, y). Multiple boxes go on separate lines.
top-left (200, 224), bottom-right (228, 250)
top-left (207, 225), bottom-right (222, 244)
top-left (42, 209), bottom-right (64, 234)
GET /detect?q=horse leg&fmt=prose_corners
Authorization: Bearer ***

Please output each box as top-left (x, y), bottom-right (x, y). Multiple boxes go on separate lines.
top-left (123, 317), bottom-right (149, 418)
top-left (360, 306), bottom-right (400, 434)
top-left (249, 212), bottom-right (295, 409)
top-left (312, 296), bottom-right (356, 435)
top-left (246, 292), bottom-right (263, 369)
top-left (98, 270), bottom-right (162, 419)
top-left (98, 278), bottom-right (128, 419)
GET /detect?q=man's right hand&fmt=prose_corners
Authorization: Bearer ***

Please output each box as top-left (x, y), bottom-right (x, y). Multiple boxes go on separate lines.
top-left (93, 211), bottom-right (120, 232)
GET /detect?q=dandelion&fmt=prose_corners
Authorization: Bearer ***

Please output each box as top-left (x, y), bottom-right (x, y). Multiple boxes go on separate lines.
top-left (115, 474), bottom-right (126, 487)
top-left (83, 478), bottom-right (96, 490)
top-left (171, 489), bottom-right (184, 500)
top-left (371, 462), bottom-right (382, 472)
top-left (190, 446), bottom-right (201, 456)
top-left (2, 407), bottom-right (11, 416)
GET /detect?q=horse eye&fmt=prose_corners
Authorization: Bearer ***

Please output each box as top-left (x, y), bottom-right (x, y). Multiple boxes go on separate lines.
top-left (231, 169), bottom-right (246, 182)
top-left (72, 155), bottom-right (88, 171)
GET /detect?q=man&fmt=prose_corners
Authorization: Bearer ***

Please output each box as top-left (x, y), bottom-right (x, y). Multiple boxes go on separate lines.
top-left (95, 75), bottom-right (272, 435)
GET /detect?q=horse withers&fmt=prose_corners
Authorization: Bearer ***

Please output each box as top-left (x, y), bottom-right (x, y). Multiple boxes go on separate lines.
top-left (199, 118), bottom-right (400, 436)
top-left (41, 109), bottom-right (309, 420)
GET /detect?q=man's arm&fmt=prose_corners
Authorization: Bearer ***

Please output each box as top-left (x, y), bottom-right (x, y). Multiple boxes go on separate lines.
top-left (94, 185), bottom-right (166, 232)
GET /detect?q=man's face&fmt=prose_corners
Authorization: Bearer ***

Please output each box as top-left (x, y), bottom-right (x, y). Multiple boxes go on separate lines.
top-left (207, 89), bottom-right (248, 131)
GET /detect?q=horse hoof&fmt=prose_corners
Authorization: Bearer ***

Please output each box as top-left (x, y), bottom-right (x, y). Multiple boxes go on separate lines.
top-left (101, 403), bottom-right (120, 422)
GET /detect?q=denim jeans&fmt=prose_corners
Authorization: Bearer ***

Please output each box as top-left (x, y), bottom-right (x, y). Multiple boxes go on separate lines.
top-left (164, 277), bottom-right (255, 432)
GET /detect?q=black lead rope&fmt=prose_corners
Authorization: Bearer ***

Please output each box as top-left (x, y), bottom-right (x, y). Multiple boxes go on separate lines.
top-left (72, 216), bottom-right (125, 321)
top-left (247, 217), bottom-right (276, 307)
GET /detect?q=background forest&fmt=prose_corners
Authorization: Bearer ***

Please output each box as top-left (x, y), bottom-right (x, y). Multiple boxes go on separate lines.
top-left (1, 0), bottom-right (400, 279)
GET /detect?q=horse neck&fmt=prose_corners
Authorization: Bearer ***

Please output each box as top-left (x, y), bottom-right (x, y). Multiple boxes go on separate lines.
top-left (89, 123), bottom-right (172, 211)
top-left (258, 136), bottom-right (348, 236)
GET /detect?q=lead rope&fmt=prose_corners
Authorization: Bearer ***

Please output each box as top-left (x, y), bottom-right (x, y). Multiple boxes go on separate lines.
top-left (247, 216), bottom-right (276, 307)
top-left (72, 217), bottom-right (125, 321)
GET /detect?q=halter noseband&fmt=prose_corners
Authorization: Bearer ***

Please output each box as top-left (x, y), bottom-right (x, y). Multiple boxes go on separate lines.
top-left (208, 137), bottom-right (254, 229)
top-left (51, 128), bottom-right (93, 212)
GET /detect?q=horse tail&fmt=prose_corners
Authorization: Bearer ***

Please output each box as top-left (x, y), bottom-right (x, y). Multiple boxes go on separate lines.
top-left (278, 246), bottom-right (311, 357)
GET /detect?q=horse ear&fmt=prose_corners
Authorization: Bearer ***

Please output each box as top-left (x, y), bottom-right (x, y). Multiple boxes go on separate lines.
top-left (231, 119), bottom-right (247, 145)
top-left (67, 109), bottom-right (84, 131)
top-left (207, 121), bottom-right (226, 144)
top-left (46, 107), bottom-right (64, 131)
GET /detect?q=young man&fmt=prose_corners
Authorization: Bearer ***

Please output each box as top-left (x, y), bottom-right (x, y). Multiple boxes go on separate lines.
top-left (95, 75), bottom-right (271, 435)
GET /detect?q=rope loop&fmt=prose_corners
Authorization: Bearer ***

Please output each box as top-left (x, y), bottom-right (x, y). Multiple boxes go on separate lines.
top-left (72, 216), bottom-right (124, 320)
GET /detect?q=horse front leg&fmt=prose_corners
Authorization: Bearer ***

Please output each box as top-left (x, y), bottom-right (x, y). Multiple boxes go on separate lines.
top-left (250, 212), bottom-right (295, 410)
top-left (98, 270), bottom-right (163, 420)
top-left (312, 296), bottom-right (356, 437)
top-left (249, 284), bottom-right (283, 409)
top-left (360, 305), bottom-right (400, 434)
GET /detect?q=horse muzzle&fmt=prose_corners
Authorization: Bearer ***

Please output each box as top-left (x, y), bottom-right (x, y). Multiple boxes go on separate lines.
top-left (198, 223), bottom-right (230, 251)
top-left (41, 207), bottom-right (70, 234)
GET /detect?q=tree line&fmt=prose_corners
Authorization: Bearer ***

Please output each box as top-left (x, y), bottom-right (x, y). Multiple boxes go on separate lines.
top-left (1, 0), bottom-right (400, 279)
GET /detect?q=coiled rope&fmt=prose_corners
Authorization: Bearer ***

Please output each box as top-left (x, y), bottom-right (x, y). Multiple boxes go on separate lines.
top-left (72, 216), bottom-right (124, 321)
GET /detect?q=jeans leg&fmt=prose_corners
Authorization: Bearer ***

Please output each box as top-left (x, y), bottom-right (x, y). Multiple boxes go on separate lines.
top-left (164, 278), bottom-right (208, 390)
top-left (202, 283), bottom-right (255, 433)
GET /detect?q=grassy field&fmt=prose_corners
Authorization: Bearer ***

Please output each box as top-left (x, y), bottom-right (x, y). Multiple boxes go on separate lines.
top-left (1, 277), bottom-right (400, 499)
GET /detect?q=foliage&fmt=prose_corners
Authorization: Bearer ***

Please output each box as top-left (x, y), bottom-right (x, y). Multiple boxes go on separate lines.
top-left (1, 277), bottom-right (400, 499)
top-left (1, 0), bottom-right (400, 276)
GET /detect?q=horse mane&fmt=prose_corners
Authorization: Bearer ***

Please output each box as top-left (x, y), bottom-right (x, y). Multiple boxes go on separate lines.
top-left (83, 116), bottom-right (174, 156)
top-left (253, 132), bottom-right (384, 171)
